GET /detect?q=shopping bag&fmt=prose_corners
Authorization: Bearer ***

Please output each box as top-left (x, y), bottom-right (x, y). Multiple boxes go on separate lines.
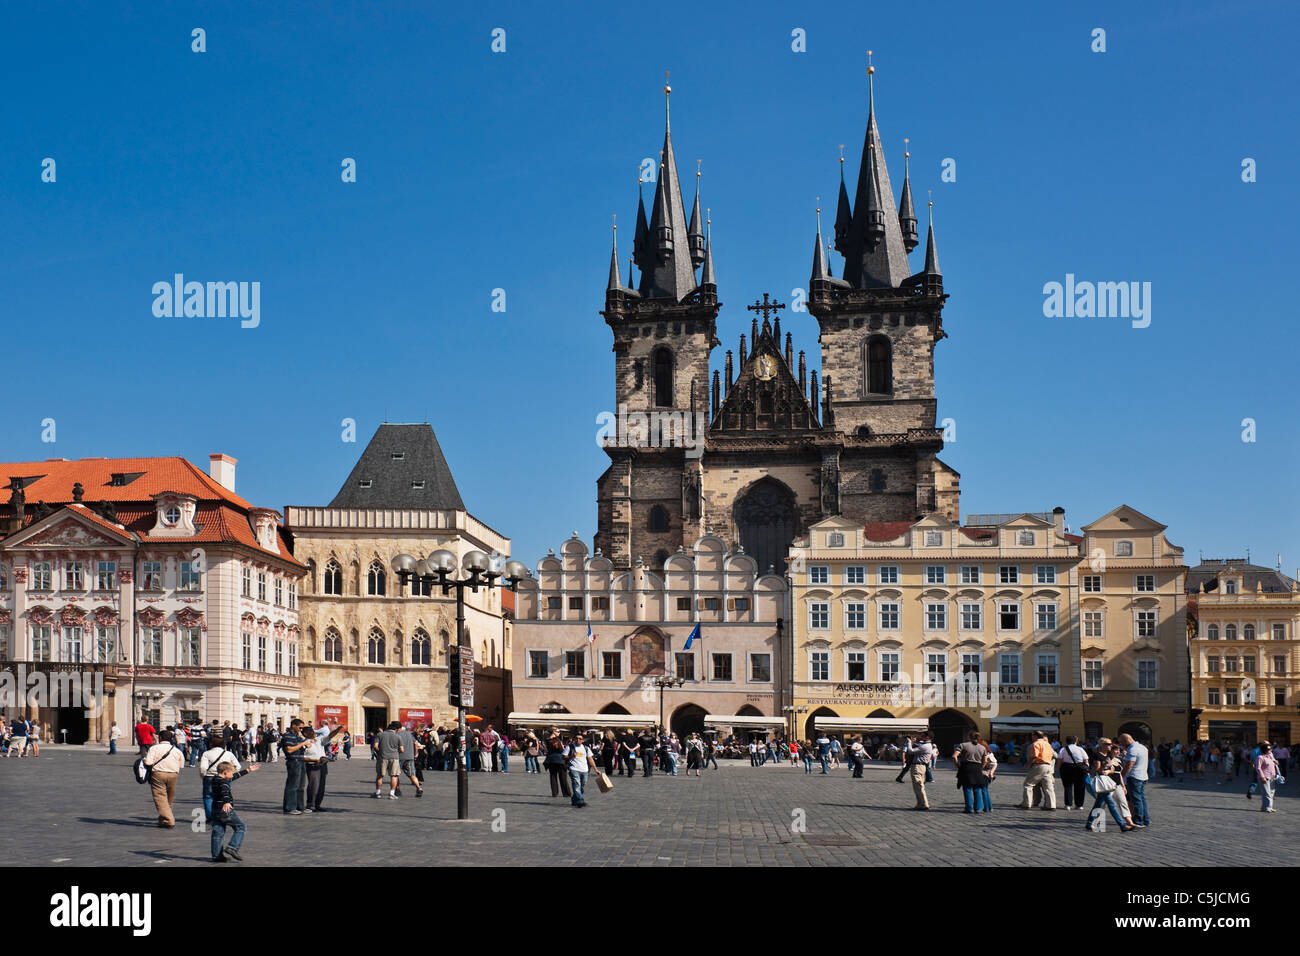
top-left (595, 771), bottom-right (614, 794)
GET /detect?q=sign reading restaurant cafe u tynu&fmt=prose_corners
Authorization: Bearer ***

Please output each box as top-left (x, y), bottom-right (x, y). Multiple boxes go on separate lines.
top-left (804, 682), bottom-right (1038, 707)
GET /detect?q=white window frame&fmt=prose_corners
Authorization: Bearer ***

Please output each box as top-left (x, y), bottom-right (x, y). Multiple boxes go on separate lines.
top-left (1135, 610), bottom-right (1157, 640)
top-left (31, 562), bottom-right (52, 591)
top-left (999, 565), bottom-right (1019, 585)
top-left (959, 565), bottom-right (980, 585)
top-left (1082, 575), bottom-right (1102, 593)
top-left (1035, 565), bottom-right (1056, 585)
top-left (925, 652), bottom-right (947, 684)
top-left (924, 530), bottom-right (943, 547)
top-left (526, 649), bottom-right (549, 679)
top-left (878, 602), bottom-right (900, 630)
top-left (180, 627), bottom-right (202, 667)
top-left (999, 653), bottom-right (1021, 684)
top-left (925, 565), bottom-right (946, 585)
top-left (64, 561), bottom-right (84, 591)
top-left (878, 651), bottom-right (900, 683)
top-left (925, 602), bottom-right (947, 630)
top-left (809, 601), bottom-right (830, 630)
top-left (808, 650), bottom-right (829, 683)
top-left (1083, 611), bottom-right (1104, 638)
top-left (998, 602), bottom-right (1020, 631)
top-left (960, 602), bottom-right (982, 630)
top-left (1135, 658), bottom-right (1158, 690)
top-left (845, 565), bottom-right (866, 586)
top-left (141, 626), bottom-right (163, 666)
top-left (845, 650), bottom-right (867, 682)
top-left (748, 652), bottom-right (772, 683)
top-left (61, 625), bottom-right (83, 663)
top-left (809, 565), bottom-right (829, 585)
top-left (1114, 540), bottom-right (1134, 557)
top-left (96, 561), bottom-right (117, 591)
top-left (1035, 653), bottom-right (1059, 686)
top-left (1035, 602), bottom-right (1058, 631)
top-left (845, 602), bottom-right (867, 631)
top-left (1135, 574), bottom-right (1155, 593)
top-left (878, 565), bottom-right (899, 585)
top-left (1083, 658), bottom-right (1104, 689)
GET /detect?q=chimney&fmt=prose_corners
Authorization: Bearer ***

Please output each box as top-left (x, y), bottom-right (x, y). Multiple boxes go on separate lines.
top-left (1052, 506), bottom-right (1065, 536)
top-left (209, 453), bottom-right (237, 492)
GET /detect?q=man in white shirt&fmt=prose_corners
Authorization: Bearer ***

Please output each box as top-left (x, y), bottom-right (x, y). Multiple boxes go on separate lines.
top-left (200, 739), bottom-right (241, 822)
top-left (564, 735), bottom-right (592, 808)
top-left (909, 734), bottom-right (936, 810)
top-left (1119, 733), bottom-right (1150, 827)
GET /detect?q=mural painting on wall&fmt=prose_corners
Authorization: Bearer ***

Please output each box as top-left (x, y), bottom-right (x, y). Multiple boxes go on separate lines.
top-left (629, 630), bottom-right (664, 676)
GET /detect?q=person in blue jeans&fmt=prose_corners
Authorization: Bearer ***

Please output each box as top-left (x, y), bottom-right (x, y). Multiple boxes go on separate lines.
top-left (199, 740), bottom-right (239, 821)
top-left (1086, 742), bottom-right (1136, 832)
top-left (816, 735), bottom-right (832, 773)
top-left (565, 736), bottom-right (593, 808)
top-left (279, 719), bottom-right (311, 813)
top-left (1119, 733), bottom-right (1151, 827)
top-left (210, 759), bottom-right (258, 862)
top-left (802, 742), bottom-right (815, 774)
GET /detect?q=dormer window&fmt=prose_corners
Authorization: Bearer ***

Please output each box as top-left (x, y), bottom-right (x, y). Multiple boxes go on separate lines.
top-left (411, 480), bottom-right (425, 490)
top-left (391, 452), bottom-right (405, 460)
top-left (1225, 580), bottom-right (1237, 594)
top-left (359, 479), bottom-right (372, 488)
top-left (1114, 540), bottom-right (1134, 557)
top-left (1016, 531), bottom-right (1035, 546)
top-left (163, 507), bottom-right (180, 525)
top-left (828, 532), bottom-right (845, 548)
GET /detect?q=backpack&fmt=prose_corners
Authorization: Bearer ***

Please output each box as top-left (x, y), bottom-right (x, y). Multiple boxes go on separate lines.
top-left (133, 744), bottom-right (176, 785)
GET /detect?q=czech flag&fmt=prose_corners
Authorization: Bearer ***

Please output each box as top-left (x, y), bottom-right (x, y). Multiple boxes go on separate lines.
top-left (684, 623), bottom-right (700, 649)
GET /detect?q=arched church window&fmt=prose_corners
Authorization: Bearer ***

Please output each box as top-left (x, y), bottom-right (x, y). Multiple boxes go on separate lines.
top-left (653, 348), bottom-right (674, 407)
top-left (367, 628), bottom-right (386, 664)
top-left (367, 560), bottom-right (386, 596)
top-left (649, 505), bottom-right (669, 532)
top-left (870, 469), bottom-right (886, 493)
top-left (324, 560), bottom-right (343, 596)
top-left (866, 336), bottom-right (892, 395)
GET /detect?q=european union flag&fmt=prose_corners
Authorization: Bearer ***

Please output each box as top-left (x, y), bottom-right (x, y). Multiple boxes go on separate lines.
top-left (684, 623), bottom-right (700, 649)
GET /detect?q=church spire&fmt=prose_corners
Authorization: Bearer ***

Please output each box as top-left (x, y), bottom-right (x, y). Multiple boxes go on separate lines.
top-left (607, 216), bottom-right (622, 291)
top-left (642, 76), bottom-right (697, 300)
top-left (699, 210), bottom-right (716, 304)
top-left (924, 198), bottom-right (941, 276)
top-left (834, 144), bottom-right (852, 252)
top-left (633, 176), bottom-right (649, 279)
top-left (898, 138), bottom-right (918, 253)
top-left (688, 160), bottom-right (706, 268)
top-left (811, 200), bottom-right (829, 281)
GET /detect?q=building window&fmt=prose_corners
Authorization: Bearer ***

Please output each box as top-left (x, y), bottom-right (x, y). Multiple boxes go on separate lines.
top-left (30, 625), bottom-right (51, 661)
top-left (960, 602), bottom-right (982, 630)
top-left (674, 652), bottom-right (695, 681)
top-left (1207, 624), bottom-right (1219, 640)
top-left (809, 602), bottom-right (829, 630)
top-left (676, 597), bottom-right (690, 611)
top-left (879, 652), bottom-right (900, 683)
top-left (257, 635), bottom-right (268, 671)
top-left (845, 566), bottom-right (866, 585)
top-left (926, 603), bottom-right (947, 630)
top-left (1225, 624), bottom-right (1237, 640)
top-left (1084, 611), bottom-right (1103, 638)
top-left (924, 531), bottom-right (943, 547)
top-left (1035, 565), bottom-right (1056, 585)
top-left (565, 650), bottom-right (585, 678)
top-left (1036, 603), bottom-right (1058, 631)
top-left (1113, 540), bottom-right (1133, 557)
top-left (648, 505), bottom-right (669, 532)
top-left (289, 642), bottom-right (297, 677)
top-left (926, 653), bottom-right (946, 684)
top-left (96, 561), bottom-right (117, 591)
top-left (866, 335), bottom-right (892, 394)
top-left (1136, 611), bottom-right (1157, 639)
top-left (733, 597), bottom-right (749, 612)
top-left (878, 566), bottom-right (899, 585)
top-left (1134, 574), bottom-right (1155, 593)
top-left (1207, 656), bottom-right (1220, 673)
top-left (998, 565), bottom-right (1019, 585)
top-left (1225, 580), bottom-right (1236, 594)
top-left (324, 560), bottom-right (343, 595)
top-left (1243, 655), bottom-right (1256, 673)
top-left (846, 651), bottom-right (866, 682)
top-left (241, 632), bottom-right (252, 669)
top-left (1274, 655), bottom-right (1287, 674)
top-left (845, 602), bottom-right (866, 630)
top-left (1128, 658), bottom-right (1157, 690)
top-left (324, 629), bottom-right (343, 663)
top-left (411, 630), bottom-right (430, 666)
top-left (828, 532), bottom-right (846, 548)
top-left (1224, 656), bottom-right (1238, 674)
top-left (1275, 687), bottom-right (1287, 707)
top-left (180, 561), bottom-right (201, 592)
top-left (0, 626), bottom-right (7, 659)
top-left (960, 653), bottom-right (981, 681)
top-left (1083, 659), bottom-right (1103, 689)
top-left (998, 602), bottom-right (1020, 631)
top-left (925, 565), bottom-right (946, 585)
top-left (569, 597), bottom-right (584, 611)
top-left (546, 597), bottom-right (562, 611)
top-left (602, 651), bottom-right (622, 679)
top-left (959, 565), bottom-right (980, 585)
top-left (1272, 624), bottom-right (1287, 640)
top-left (31, 562), bottom-right (52, 591)
top-left (712, 652), bottom-right (734, 682)
top-left (999, 653), bottom-right (1021, 684)
top-left (869, 469), bottom-right (886, 493)
top-left (878, 602), bottom-right (900, 630)
top-left (702, 597), bottom-right (719, 611)
top-left (1225, 686), bottom-right (1239, 706)
top-left (65, 561), bottom-right (84, 590)
top-left (810, 565), bottom-right (829, 585)
top-left (1242, 624), bottom-right (1256, 640)
top-left (287, 580), bottom-right (297, 610)
top-left (807, 652), bottom-right (827, 683)
top-left (257, 572), bottom-right (267, 602)
top-left (181, 628), bottom-right (202, 667)
top-left (95, 626), bottom-right (116, 663)
top-left (242, 566), bottom-right (252, 597)
top-left (367, 629), bottom-right (385, 665)
top-left (749, 653), bottom-right (771, 682)
top-left (1082, 575), bottom-right (1101, 593)
top-left (141, 627), bottom-right (162, 666)
top-left (527, 650), bottom-right (548, 679)
top-left (652, 347), bottom-right (674, 407)
top-left (1016, 530), bottom-right (1035, 546)
top-left (1206, 687), bottom-right (1221, 706)
top-left (274, 577), bottom-right (284, 606)
top-left (1036, 653), bottom-right (1059, 685)
top-left (61, 626), bottom-right (83, 663)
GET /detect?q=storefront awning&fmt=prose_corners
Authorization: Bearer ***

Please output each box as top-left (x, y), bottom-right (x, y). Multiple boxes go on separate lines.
top-left (814, 717), bottom-right (930, 733)
top-left (989, 716), bottom-right (1060, 733)
top-left (704, 715), bottom-right (786, 729)
top-left (507, 712), bottom-right (657, 729)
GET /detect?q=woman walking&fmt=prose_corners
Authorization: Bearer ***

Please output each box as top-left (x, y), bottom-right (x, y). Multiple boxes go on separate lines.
top-left (802, 739), bottom-right (815, 774)
top-left (600, 730), bottom-right (617, 777)
top-left (977, 739), bottom-right (996, 812)
top-left (1255, 742), bottom-right (1280, 812)
top-left (685, 733), bottom-right (703, 776)
top-left (952, 732), bottom-right (989, 814)
top-left (1085, 738), bottom-right (1135, 832)
top-left (143, 730), bottom-right (184, 828)
top-left (524, 732), bottom-right (541, 774)
top-left (543, 730), bottom-right (571, 799)
top-left (26, 719), bottom-right (41, 757)
top-left (1056, 735), bottom-right (1089, 810)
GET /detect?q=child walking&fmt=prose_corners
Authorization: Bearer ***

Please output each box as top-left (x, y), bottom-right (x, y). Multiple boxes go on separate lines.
top-left (211, 759), bottom-right (259, 862)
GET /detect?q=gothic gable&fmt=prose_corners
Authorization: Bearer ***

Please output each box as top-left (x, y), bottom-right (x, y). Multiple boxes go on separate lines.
top-left (712, 322), bottom-right (821, 435)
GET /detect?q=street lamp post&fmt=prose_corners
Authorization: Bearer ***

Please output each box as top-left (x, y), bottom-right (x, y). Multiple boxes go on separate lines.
top-left (391, 549), bottom-right (528, 820)
top-left (653, 676), bottom-right (685, 736)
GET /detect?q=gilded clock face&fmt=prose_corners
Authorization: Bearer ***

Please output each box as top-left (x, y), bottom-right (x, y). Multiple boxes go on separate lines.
top-left (754, 354), bottom-right (777, 381)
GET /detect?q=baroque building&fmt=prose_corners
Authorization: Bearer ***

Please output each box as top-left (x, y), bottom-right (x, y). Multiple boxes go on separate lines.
top-left (285, 424), bottom-right (513, 736)
top-left (596, 66), bottom-right (958, 575)
top-left (0, 455), bottom-right (304, 741)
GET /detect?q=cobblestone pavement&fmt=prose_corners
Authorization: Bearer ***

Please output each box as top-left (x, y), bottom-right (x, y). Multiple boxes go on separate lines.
top-left (1, 747), bottom-right (1294, 866)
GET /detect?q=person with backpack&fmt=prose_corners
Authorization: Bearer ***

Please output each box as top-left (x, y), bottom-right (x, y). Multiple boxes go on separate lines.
top-left (543, 730), bottom-right (572, 798)
top-left (564, 732), bottom-right (594, 808)
top-left (200, 736), bottom-right (242, 821)
top-left (142, 730), bottom-right (185, 827)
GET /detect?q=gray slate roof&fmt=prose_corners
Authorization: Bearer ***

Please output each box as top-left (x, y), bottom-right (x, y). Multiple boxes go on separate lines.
top-left (1186, 560), bottom-right (1296, 594)
top-left (328, 423), bottom-right (465, 511)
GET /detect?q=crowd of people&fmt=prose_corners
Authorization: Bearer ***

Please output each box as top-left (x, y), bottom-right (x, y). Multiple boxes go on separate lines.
top-left (0, 716), bottom-right (41, 757)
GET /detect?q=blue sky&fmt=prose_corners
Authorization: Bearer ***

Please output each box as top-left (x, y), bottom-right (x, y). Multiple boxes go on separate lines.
top-left (3, 1), bottom-right (1296, 573)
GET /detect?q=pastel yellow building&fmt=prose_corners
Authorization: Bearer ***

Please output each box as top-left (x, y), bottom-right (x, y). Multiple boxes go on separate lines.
top-left (787, 511), bottom-right (1085, 754)
top-left (1188, 560), bottom-right (1300, 747)
top-left (1076, 506), bottom-right (1188, 745)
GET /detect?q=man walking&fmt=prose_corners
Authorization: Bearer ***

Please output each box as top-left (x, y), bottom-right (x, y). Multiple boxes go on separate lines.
top-left (1119, 733), bottom-right (1150, 827)
top-left (479, 724), bottom-right (499, 773)
top-left (816, 732), bottom-right (832, 774)
top-left (1019, 730), bottom-right (1057, 811)
top-left (374, 721), bottom-right (404, 798)
top-left (134, 715), bottom-right (155, 757)
top-left (397, 723), bottom-right (423, 797)
top-left (909, 733), bottom-right (935, 810)
top-left (279, 718), bottom-right (312, 814)
top-left (638, 728), bottom-right (657, 777)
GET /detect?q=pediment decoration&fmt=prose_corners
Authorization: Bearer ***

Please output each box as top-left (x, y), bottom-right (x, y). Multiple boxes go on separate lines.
top-left (176, 607), bottom-right (207, 632)
top-left (93, 606), bottom-right (119, 626)
top-left (20, 517), bottom-right (126, 551)
top-left (59, 606), bottom-right (88, 627)
top-left (27, 605), bottom-right (53, 625)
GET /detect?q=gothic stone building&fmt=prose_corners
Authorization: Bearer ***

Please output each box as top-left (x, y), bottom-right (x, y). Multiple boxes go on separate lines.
top-left (595, 70), bottom-right (959, 576)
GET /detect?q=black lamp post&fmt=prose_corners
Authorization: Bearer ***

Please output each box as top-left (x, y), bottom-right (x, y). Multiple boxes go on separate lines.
top-left (391, 549), bottom-right (528, 820)
top-left (652, 675), bottom-right (686, 735)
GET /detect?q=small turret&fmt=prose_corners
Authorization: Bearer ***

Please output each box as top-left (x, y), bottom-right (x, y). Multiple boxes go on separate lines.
top-left (898, 139), bottom-right (918, 253)
top-left (923, 198), bottom-right (942, 295)
top-left (687, 161), bottom-right (707, 268)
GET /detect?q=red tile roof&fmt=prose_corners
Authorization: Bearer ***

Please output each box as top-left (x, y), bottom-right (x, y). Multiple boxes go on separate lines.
top-left (862, 521), bottom-right (915, 542)
top-left (1, 456), bottom-right (254, 509)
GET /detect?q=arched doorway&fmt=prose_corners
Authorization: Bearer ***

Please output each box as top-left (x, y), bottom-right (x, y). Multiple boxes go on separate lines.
top-left (361, 686), bottom-right (390, 738)
top-left (806, 706), bottom-right (838, 742)
top-left (670, 702), bottom-right (706, 739)
top-left (598, 702), bottom-right (630, 715)
top-left (734, 476), bottom-right (798, 574)
top-left (928, 708), bottom-right (976, 758)
top-left (1118, 721), bottom-right (1153, 746)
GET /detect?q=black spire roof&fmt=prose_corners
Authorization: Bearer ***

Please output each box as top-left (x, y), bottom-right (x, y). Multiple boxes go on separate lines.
top-left (639, 86), bottom-right (697, 300)
top-left (328, 423), bottom-right (465, 511)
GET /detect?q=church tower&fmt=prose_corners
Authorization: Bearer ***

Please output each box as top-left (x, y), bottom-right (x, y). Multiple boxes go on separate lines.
top-left (596, 81), bottom-right (720, 569)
